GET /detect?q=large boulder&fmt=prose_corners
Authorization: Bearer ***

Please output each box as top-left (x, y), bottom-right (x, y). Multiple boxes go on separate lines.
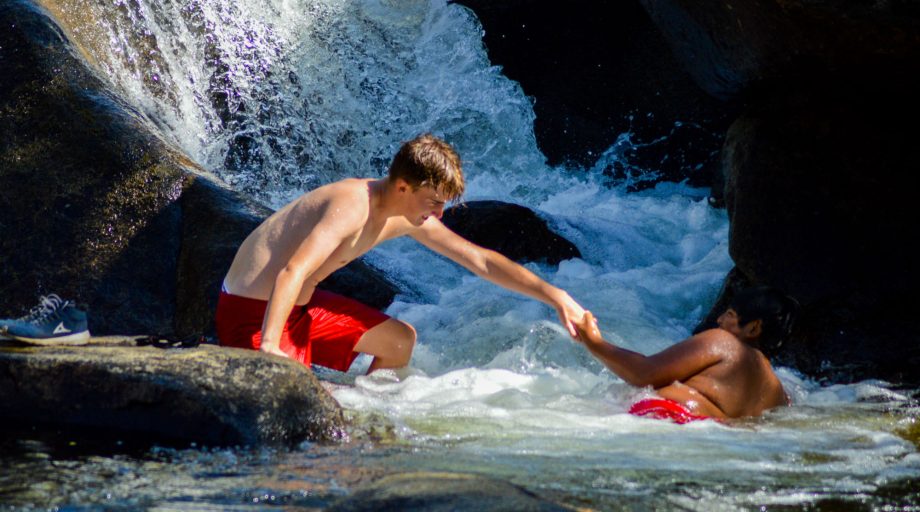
top-left (638, 0), bottom-right (920, 100)
top-left (452, 0), bottom-right (732, 187)
top-left (327, 472), bottom-right (568, 512)
top-left (0, 338), bottom-right (344, 445)
top-left (442, 201), bottom-right (580, 265)
top-left (0, 0), bottom-right (398, 338)
top-left (639, 0), bottom-right (920, 383)
top-left (695, 83), bottom-right (920, 384)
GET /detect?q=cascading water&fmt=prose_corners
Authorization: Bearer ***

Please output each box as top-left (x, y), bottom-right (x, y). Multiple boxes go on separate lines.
top-left (7, 0), bottom-right (918, 509)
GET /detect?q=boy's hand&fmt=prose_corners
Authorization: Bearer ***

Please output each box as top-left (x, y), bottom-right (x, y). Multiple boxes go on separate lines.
top-left (573, 310), bottom-right (603, 346)
top-left (551, 290), bottom-right (587, 339)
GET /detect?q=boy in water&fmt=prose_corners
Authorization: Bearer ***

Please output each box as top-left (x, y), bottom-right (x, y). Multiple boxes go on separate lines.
top-left (217, 133), bottom-right (586, 374)
top-left (573, 286), bottom-right (797, 422)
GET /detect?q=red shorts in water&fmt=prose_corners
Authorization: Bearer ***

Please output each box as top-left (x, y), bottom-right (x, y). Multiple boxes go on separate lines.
top-left (628, 398), bottom-right (711, 424)
top-left (215, 290), bottom-right (390, 372)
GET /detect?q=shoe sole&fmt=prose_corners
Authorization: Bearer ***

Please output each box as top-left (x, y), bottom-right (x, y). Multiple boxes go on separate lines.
top-left (10, 331), bottom-right (91, 346)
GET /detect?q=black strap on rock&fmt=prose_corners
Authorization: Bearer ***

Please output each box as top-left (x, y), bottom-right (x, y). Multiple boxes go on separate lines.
top-left (135, 335), bottom-right (204, 349)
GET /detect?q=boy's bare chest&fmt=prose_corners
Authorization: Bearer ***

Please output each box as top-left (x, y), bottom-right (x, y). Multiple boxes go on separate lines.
top-left (323, 219), bottom-right (404, 267)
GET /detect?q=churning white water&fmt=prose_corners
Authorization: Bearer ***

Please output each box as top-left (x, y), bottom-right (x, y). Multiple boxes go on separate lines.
top-left (36, 0), bottom-right (920, 508)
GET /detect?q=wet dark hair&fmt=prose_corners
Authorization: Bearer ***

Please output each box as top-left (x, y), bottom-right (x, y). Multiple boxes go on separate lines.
top-left (388, 133), bottom-right (465, 200)
top-left (729, 285), bottom-right (799, 346)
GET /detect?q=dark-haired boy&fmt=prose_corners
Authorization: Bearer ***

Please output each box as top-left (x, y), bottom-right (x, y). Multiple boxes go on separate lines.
top-left (573, 286), bottom-right (797, 422)
top-left (217, 134), bottom-right (586, 374)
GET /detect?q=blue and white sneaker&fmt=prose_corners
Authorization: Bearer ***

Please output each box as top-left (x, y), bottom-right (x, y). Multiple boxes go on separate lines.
top-left (0, 294), bottom-right (90, 345)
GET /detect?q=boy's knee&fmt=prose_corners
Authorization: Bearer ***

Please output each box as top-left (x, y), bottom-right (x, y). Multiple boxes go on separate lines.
top-left (394, 320), bottom-right (417, 350)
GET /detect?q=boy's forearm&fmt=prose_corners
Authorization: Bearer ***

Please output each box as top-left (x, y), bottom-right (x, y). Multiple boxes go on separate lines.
top-left (478, 250), bottom-right (559, 304)
top-left (260, 267), bottom-right (306, 346)
top-left (584, 339), bottom-right (654, 387)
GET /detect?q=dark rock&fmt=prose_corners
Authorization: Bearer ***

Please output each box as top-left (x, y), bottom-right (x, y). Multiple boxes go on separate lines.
top-left (699, 81), bottom-right (920, 384)
top-left (327, 472), bottom-right (568, 512)
top-left (0, 337), bottom-right (344, 445)
top-left (0, 0), bottom-right (398, 338)
top-left (452, 0), bottom-right (733, 184)
top-left (441, 201), bottom-right (580, 265)
top-left (0, 0), bottom-right (188, 335)
top-left (638, 0), bottom-right (920, 100)
top-left (722, 85), bottom-right (918, 304)
top-left (649, 0), bottom-right (920, 384)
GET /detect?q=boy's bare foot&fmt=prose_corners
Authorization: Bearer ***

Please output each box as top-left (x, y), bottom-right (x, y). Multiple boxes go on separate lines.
top-left (259, 343), bottom-right (290, 358)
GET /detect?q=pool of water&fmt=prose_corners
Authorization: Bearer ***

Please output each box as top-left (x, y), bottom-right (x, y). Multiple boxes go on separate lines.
top-left (2, 371), bottom-right (918, 511)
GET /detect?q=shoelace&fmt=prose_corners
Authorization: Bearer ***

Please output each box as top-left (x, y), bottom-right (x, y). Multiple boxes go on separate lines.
top-left (16, 294), bottom-right (69, 324)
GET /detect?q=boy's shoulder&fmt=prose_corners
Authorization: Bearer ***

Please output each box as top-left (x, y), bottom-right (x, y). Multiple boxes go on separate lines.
top-left (687, 327), bottom-right (747, 355)
top-left (303, 178), bottom-right (371, 205)
top-left (315, 177), bottom-right (370, 194)
top-left (692, 326), bottom-right (740, 342)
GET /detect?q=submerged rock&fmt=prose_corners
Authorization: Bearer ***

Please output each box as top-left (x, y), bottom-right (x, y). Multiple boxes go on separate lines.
top-left (442, 201), bottom-right (580, 265)
top-left (327, 472), bottom-right (568, 512)
top-left (0, 337), bottom-right (344, 446)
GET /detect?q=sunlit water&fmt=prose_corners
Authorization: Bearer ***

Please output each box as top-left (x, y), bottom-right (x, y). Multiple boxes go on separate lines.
top-left (6, 0), bottom-right (919, 509)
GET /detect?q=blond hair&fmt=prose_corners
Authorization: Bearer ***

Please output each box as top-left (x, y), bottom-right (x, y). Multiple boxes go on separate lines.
top-left (388, 134), bottom-right (465, 200)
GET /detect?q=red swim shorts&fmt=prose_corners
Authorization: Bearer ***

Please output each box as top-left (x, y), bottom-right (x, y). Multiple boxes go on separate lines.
top-left (215, 289), bottom-right (390, 372)
top-left (628, 398), bottom-right (711, 424)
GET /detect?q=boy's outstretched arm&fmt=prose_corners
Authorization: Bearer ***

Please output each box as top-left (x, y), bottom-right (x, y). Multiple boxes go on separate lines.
top-left (573, 311), bottom-right (724, 388)
top-left (410, 217), bottom-right (585, 337)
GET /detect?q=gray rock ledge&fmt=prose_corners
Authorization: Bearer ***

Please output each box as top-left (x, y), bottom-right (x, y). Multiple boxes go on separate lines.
top-left (0, 337), bottom-right (344, 446)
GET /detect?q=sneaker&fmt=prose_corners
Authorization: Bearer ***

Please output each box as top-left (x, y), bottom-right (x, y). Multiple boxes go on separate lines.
top-left (1, 294), bottom-right (90, 346)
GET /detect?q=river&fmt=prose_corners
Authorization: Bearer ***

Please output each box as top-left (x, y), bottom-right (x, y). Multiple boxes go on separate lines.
top-left (3, 0), bottom-right (918, 509)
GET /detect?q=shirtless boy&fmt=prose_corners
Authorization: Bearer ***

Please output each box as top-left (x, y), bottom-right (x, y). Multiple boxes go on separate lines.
top-left (217, 134), bottom-right (586, 374)
top-left (573, 286), bottom-right (797, 422)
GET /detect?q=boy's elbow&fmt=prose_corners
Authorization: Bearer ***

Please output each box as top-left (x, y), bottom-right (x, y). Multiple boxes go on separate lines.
top-left (463, 249), bottom-right (491, 276)
top-left (276, 264), bottom-right (307, 285)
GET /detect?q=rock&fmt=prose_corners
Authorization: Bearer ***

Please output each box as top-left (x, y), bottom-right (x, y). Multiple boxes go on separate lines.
top-left (0, 0), bottom-right (398, 338)
top-left (452, 0), bottom-right (732, 184)
top-left (639, 0), bottom-right (920, 383)
top-left (327, 472), bottom-right (568, 512)
top-left (441, 201), bottom-right (580, 265)
top-left (638, 0), bottom-right (920, 100)
top-left (0, 337), bottom-right (345, 445)
top-left (696, 82), bottom-right (920, 384)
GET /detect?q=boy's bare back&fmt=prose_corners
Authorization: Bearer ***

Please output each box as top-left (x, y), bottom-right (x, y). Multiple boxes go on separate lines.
top-left (654, 329), bottom-right (788, 419)
top-left (574, 309), bottom-right (788, 421)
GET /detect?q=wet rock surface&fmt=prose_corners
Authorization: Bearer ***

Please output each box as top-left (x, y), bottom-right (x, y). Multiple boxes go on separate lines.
top-left (0, 0), bottom-right (397, 338)
top-left (639, 1), bottom-right (920, 384)
top-left (638, 0), bottom-right (920, 101)
top-left (327, 472), bottom-right (569, 512)
top-left (0, 336), bottom-right (344, 446)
